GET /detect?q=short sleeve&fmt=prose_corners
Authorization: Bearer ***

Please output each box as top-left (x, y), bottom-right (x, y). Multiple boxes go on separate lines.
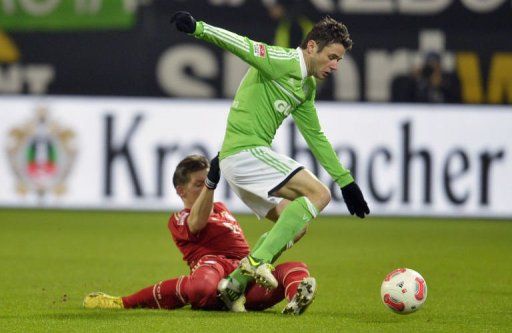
top-left (168, 212), bottom-right (199, 242)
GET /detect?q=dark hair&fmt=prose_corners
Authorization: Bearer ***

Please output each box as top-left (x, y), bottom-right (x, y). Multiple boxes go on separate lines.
top-left (172, 155), bottom-right (209, 188)
top-left (300, 16), bottom-right (353, 52)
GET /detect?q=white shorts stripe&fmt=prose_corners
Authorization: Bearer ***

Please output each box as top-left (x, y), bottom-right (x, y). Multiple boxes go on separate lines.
top-left (257, 148), bottom-right (293, 173)
top-left (250, 148), bottom-right (289, 175)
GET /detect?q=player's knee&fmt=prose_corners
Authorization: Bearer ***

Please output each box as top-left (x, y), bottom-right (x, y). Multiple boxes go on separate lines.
top-left (188, 279), bottom-right (217, 308)
top-left (188, 264), bottom-right (222, 308)
top-left (314, 184), bottom-right (331, 211)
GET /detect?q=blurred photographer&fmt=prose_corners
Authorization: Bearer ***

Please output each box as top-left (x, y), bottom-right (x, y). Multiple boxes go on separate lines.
top-left (414, 52), bottom-right (460, 103)
top-left (393, 52), bottom-right (461, 104)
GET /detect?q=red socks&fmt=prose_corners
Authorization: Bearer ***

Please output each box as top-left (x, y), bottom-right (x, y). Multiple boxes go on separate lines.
top-left (274, 262), bottom-right (310, 301)
top-left (120, 262), bottom-right (309, 311)
top-left (245, 261), bottom-right (310, 310)
top-left (122, 276), bottom-right (189, 309)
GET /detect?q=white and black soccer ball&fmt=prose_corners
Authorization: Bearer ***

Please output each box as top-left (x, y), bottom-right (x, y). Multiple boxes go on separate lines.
top-left (380, 268), bottom-right (427, 314)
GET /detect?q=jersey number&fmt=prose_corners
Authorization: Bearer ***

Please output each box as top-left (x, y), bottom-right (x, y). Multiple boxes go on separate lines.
top-left (222, 222), bottom-right (241, 234)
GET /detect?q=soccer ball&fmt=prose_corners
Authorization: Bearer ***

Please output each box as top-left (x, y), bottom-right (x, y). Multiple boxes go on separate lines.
top-left (380, 268), bottom-right (427, 314)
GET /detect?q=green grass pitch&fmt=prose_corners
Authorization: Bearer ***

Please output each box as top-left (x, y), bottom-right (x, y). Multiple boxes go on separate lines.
top-left (1, 209), bottom-right (511, 332)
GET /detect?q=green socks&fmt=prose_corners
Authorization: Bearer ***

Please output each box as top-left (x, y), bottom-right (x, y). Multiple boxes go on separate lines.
top-left (252, 196), bottom-right (318, 262)
top-left (227, 197), bottom-right (318, 293)
top-left (229, 268), bottom-right (252, 291)
top-left (252, 231), bottom-right (294, 264)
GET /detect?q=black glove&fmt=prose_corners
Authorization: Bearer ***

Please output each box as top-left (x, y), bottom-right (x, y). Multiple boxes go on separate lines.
top-left (341, 181), bottom-right (370, 218)
top-left (170, 11), bottom-right (196, 34)
top-left (205, 154), bottom-right (220, 190)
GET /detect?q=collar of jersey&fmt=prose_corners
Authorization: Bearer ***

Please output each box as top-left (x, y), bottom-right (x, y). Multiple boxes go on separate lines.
top-left (296, 47), bottom-right (307, 80)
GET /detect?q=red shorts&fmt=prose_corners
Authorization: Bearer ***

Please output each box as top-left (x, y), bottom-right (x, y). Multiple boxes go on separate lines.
top-left (190, 255), bottom-right (240, 276)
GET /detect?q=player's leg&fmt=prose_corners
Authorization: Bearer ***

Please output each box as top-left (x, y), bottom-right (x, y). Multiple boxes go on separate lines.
top-left (251, 168), bottom-right (329, 263)
top-left (220, 148), bottom-right (322, 290)
top-left (273, 262), bottom-right (311, 302)
top-left (245, 261), bottom-right (315, 314)
top-left (186, 260), bottom-right (226, 310)
top-left (84, 276), bottom-right (189, 310)
top-left (243, 282), bottom-right (284, 311)
top-left (218, 230), bottom-right (287, 311)
top-left (121, 277), bottom-right (189, 309)
top-left (218, 231), bottom-right (275, 312)
top-left (219, 226), bottom-right (308, 311)
top-left (282, 277), bottom-right (317, 315)
top-left (276, 262), bottom-right (317, 315)
top-left (264, 198), bottom-right (290, 222)
top-left (250, 228), bottom-right (305, 263)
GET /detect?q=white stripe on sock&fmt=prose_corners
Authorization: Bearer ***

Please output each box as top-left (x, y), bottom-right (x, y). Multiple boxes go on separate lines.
top-left (303, 197), bottom-right (319, 218)
top-left (176, 276), bottom-right (186, 304)
top-left (283, 267), bottom-right (309, 283)
top-left (152, 282), bottom-right (162, 309)
top-left (285, 280), bottom-right (302, 301)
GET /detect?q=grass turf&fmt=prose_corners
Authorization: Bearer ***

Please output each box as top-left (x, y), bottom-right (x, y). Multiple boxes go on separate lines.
top-left (0, 209), bottom-right (511, 332)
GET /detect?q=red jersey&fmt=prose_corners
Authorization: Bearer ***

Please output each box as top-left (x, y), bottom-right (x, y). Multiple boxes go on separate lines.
top-left (168, 202), bottom-right (250, 268)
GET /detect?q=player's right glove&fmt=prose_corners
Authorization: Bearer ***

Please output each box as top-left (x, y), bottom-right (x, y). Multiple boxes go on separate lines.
top-left (170, 11), bottom-right (196, 34)
top-left (341, 181), bottom-right (370, 219)
top-left (205, 154), bottom-right (220, 190)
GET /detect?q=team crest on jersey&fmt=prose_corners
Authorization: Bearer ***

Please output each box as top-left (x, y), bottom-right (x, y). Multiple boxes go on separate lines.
top-left (253, 42), bottom-right (266, 58)
top-left (6, 107), bottom-right (77, 197)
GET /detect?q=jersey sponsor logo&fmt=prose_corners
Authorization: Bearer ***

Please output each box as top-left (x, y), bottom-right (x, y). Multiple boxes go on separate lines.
top-left (273, 99), bottom-right (291, 116)
top-left (253, 42), bottom-right (266, 58)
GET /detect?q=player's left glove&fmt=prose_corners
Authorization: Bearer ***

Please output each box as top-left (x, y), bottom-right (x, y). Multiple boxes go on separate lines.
top-left (341, 181), bottom-right (370, 219)
top-left (170, 11), bottom-right (196, 34)
top-left (205, 154), bottom-right (220, 190)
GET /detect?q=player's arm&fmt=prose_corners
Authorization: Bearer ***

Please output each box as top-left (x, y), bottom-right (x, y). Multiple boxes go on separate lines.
top-left (187, 187), bottom-right (214, 234)
top-left (187, 155), bottom-right (221, 234)
top-left (292, 99), bottom-right (354, 187)
top-left (292, 100), bottom-right (370, 218)
top-left (171, 11), bottom-right (294, 79)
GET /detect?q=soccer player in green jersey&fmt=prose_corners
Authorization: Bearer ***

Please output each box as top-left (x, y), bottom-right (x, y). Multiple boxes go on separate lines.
top-left (171, 11), bottom-right (370, 313)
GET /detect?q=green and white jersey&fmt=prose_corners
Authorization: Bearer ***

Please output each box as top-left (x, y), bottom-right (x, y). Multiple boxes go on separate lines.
top-left (193, 21), bottom-right (354, 187)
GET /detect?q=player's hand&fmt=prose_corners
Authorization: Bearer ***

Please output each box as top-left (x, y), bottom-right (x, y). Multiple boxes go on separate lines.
top-left (205, 153), bottom-right (220, 190)
top-left (170, 11), bottom-right (196, 34)
top-left (341, 181), bottom-right (370, 218)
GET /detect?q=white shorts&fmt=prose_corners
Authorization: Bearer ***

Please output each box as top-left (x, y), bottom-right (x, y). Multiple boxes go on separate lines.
top-left (220, 147), bottom-right (304, 219)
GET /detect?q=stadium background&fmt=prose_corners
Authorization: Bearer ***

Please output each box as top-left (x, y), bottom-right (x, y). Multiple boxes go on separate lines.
top-left (1, 1), bottom-right (511, 332)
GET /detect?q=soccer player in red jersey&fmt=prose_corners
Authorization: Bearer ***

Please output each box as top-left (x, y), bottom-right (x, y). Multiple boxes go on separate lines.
top-left (84, 155), bottom-right (316, 314)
